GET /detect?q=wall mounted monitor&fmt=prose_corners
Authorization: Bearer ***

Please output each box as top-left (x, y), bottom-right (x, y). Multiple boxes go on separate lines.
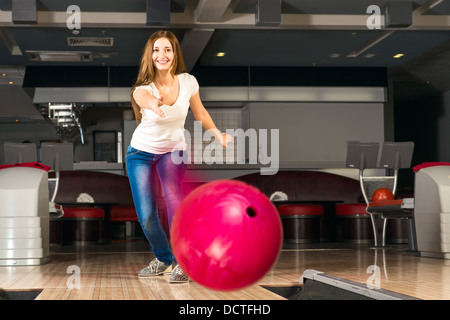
top-left (40, 142), bottom-right (74, 171)
top-left (380, 141), bottom-right (414, 170)
top-left (345, 141), bottom-right (379, 170)
top-left (3, 142), bottom-right (37, 164)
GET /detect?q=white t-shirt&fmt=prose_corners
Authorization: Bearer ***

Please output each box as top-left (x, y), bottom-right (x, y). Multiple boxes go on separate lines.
top-left (130, 73), bottom-right (199, 154)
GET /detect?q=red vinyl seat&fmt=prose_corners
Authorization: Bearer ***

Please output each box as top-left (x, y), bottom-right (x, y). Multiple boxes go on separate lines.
top-left (277, 204), bottom-right (324, 216)
top-left (335, 203), bottom-right (368, 217)
top-left (62, 207), bottom-right (105, 219)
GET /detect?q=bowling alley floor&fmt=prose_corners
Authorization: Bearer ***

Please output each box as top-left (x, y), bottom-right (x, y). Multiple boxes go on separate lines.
top-left (1, 239), bottom-right (449, 300)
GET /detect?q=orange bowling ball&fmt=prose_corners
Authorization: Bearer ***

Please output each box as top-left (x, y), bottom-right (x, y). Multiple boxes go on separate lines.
top-left (371, 188), bottom-right (394, 202)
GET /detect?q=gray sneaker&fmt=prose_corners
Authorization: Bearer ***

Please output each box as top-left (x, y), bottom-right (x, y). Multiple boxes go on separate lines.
top-left (138, 258), bottom-right (170, 277)
top-left (169, 264), bottom-right (189, 283)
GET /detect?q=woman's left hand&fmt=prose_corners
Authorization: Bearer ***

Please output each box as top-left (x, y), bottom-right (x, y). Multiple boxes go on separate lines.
top-left (219, 132), bottom-right (233, 148)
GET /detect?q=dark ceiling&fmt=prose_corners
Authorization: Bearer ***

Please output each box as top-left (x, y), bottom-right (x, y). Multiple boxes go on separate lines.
top-left (0, 0), bottom-right (448, 95)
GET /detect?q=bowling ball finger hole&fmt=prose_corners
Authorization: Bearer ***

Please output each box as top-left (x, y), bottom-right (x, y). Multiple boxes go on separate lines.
top-left (246, 207), bottom-right (257, 218)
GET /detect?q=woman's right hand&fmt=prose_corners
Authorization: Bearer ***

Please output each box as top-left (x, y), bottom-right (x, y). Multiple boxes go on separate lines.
top-left (146, 95), bottom-right (165, 118)
top-left (134, 88), bottom-right (166, 118)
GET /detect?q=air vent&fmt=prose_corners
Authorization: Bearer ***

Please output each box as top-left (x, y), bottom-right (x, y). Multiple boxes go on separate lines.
top-left (26, 51), bottom-right (93, 62)
top-left (67, 37), bottom-right (114, 47)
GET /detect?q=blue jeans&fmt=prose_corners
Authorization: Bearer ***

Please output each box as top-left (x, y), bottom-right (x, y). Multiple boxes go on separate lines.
top-left (126, 146), bottom-right (187, 265)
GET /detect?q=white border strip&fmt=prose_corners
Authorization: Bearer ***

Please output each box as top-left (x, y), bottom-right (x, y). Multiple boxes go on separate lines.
top-left (34, 86), bottom-right (386, 103)
top-left (300, 269), bottom-right (419, 300)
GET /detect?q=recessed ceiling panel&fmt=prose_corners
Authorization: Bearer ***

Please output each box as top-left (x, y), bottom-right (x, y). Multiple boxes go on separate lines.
top-left (199, 29), bottom-right (450, 67)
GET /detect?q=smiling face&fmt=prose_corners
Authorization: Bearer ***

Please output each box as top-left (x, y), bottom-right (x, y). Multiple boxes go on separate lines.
top-left (152, 37), bottom-right (174, 72)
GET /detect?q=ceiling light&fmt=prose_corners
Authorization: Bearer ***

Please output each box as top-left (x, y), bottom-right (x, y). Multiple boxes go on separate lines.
top-left (393, 53), bottom-right (404, 59)
top-left (363, 53), bottom-right (377, 59)
top-left (8, 81), bottom-right (13, 85)
top-left (216, 52), bottom-right (226, 57)
top-left (1, 73), bottom-right (6, 76)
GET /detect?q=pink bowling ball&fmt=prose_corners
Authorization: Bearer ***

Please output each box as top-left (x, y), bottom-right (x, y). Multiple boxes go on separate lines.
top-left (171, 179), bottom-right (283, 291)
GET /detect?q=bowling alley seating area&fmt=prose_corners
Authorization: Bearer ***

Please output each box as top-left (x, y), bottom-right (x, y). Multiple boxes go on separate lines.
top-left (49, 170), bottom-right (193, 244)
top-left (49, 170), bottom-right (139, 244)
top-left (47, 169), bottom-right (406, 247)
top-left (235, 171), bottom-right (376, 244)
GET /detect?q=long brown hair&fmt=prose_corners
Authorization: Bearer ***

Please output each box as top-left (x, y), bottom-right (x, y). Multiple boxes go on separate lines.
top-left (130, 30), bottom-right (186, 122)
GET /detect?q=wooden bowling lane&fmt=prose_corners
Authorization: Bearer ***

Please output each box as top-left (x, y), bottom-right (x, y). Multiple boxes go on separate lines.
top-left (0, 249), bottom-right (285, 300)
top-left (1, 243), bottom-right (450, 300)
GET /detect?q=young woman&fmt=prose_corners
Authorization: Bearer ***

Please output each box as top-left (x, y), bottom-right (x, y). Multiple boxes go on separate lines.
top-left (126, 30), bottom-right (232, 283)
